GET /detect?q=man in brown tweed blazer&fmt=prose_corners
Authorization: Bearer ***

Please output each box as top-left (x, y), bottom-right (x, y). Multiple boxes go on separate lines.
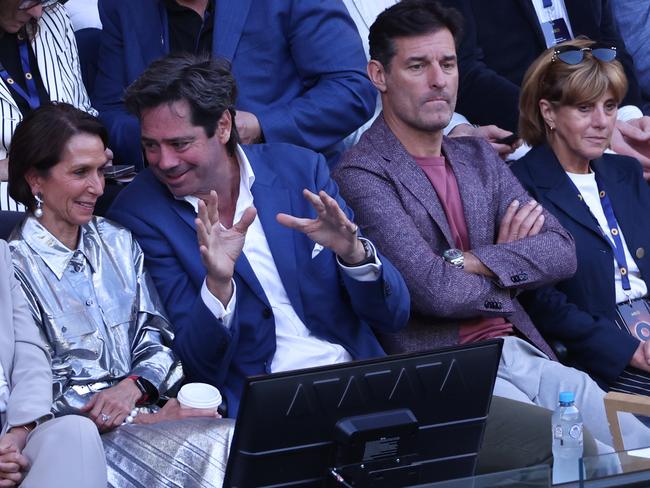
top-left (334, 0), bottom-right (650, 455)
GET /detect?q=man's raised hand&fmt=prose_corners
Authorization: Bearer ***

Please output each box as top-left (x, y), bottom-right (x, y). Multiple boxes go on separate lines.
top-left (196, 190), bottom-right (257, 304)
top-left (276, 189), bottom-right (365, 264)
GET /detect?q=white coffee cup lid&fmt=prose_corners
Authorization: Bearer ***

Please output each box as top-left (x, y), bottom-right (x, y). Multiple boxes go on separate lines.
top-left (177, 383), bottom-right (222, 409)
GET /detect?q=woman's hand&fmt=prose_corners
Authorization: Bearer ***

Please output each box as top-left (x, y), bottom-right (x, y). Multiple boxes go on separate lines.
top-left (630, 340), bottom-right (650, 373)
top-left (80, 379), bottom-right (142, 432)
top-left (133, 399), bottom-right (220, 425)
top-left (0, 432), bottom-right (29, 487)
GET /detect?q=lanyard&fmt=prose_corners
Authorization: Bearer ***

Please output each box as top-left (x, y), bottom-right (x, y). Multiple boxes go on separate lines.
top-left (568, 170), bottom-right (631, 291)
top-left (0, 34), bottom-right (41, 111)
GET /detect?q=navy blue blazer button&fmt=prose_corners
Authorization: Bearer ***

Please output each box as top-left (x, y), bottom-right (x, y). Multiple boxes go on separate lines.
top-left (262, 308), bottom-right (272, 319)
top-left (384, 282), bottom-right (392, 295)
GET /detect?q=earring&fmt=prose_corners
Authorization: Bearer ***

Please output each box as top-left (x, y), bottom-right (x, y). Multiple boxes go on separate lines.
top-left (34, 193), bottom-right (43, 219)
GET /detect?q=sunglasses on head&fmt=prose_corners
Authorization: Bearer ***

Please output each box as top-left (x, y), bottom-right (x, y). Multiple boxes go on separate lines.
top-left (18, 0), bottom-right (57, 10)
top-left (552, 44), bottom-right (617, 65)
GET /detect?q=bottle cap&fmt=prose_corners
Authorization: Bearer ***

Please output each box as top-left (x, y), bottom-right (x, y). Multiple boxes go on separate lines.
top-left (559, 391), bottom-right (574, 403)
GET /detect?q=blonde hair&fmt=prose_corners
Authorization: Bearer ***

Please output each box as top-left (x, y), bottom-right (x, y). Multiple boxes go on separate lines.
top-left (518, 38), bottom-right (628, 146)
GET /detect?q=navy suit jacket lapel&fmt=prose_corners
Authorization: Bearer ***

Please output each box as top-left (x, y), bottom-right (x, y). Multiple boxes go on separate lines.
top-left (371, 119), bottom-right (455, 248)
top-left (516, 0), bottom-right (547, 48)
top-left (168, 188), bottom-right (270, 307)
top-left (247, 149), bottom-right (305, 320)
top-left (213, 0), bottom-right (253, 60)
top-left (564, 0), bottom-right (595, 39)
top-left (591, 157), bottom-right (636, 246)
top-left (528, 144), bottom-right (603, 241)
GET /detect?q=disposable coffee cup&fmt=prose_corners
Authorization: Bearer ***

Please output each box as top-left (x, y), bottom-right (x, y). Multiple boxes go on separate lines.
top-left (177, 383), bottom-right (222, 411)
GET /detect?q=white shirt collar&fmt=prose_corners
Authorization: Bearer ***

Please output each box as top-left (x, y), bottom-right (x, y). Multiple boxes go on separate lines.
top-left (176, 144), bottom-right (256, 217)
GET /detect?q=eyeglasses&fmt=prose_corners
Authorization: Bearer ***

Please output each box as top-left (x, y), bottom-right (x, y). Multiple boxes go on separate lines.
top-left (552, 44), bottom-right (617, 65)
top-left (18, 0), bottom-right (58, 10)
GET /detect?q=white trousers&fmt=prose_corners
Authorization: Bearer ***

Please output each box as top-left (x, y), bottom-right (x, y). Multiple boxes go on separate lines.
top-left (493, 336), bottom-right (650, 451)
top-left (21, 415), bottom-right (106, 488)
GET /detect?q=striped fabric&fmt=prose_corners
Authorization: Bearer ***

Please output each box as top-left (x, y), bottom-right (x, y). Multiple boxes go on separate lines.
top-left (610, 319), bottom-right (650, 395)
top-left (102, 418), bottom-right (235, 488)
top-left (0, 3), bottom-right (96, 211)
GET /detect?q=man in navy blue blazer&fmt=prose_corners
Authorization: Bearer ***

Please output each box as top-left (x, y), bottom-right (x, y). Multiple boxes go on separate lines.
top-left (107, 54), bottom-right (409, 417)
top-left (93, 0), bottom-right (376, 168)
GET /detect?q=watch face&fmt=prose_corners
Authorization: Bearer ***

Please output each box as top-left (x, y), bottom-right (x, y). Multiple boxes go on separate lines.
top-left (444, 249), bottom-right (463, 260)
top-left (443, 249), bottom-right (464, 268)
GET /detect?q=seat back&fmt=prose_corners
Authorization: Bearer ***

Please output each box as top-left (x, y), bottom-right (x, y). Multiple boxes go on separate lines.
top-left (0, 211), bottom-right (25, 240)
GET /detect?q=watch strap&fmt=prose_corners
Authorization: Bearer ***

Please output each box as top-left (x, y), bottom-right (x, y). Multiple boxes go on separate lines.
top-left (341, 238), bottom-right (376, 267)
top-left (128, 375), bottom-right (158, 405)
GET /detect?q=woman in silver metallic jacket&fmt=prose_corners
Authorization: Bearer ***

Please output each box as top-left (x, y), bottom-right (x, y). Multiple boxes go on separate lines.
top-left (7, 102), bottom-right (233, 488)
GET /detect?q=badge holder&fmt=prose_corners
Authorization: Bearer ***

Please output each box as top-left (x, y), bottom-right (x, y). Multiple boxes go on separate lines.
top-left (615, 298), bottom-right (650, 342)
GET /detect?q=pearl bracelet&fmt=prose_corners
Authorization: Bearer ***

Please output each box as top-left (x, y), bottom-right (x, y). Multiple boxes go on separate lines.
top-left (125, 407), bottom-right (149, 424)
top-left (124, 408), bottom-right (139, 424)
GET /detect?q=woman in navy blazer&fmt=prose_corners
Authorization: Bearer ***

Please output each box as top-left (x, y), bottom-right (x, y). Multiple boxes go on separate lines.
top-left (511, 38), bottom-right (650, 395)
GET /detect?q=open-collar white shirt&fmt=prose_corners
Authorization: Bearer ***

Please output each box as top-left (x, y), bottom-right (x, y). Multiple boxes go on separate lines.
top-left (181, 145), bottom-right (381, 373)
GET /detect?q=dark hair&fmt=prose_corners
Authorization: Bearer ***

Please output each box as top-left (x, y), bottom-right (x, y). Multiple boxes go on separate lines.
top-left (125, 53), bottom-right (240, 155)
top-left (8, 102), bottom-right (108, 210)
top-left (369, 0), bottom-right (464, 70)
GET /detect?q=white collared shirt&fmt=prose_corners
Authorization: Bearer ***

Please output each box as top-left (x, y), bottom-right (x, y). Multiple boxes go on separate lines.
top-left (183, 145), bottom-right (382, 373)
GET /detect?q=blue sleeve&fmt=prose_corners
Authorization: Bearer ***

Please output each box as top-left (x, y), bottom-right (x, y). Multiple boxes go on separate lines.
top-left (94, 0), bottom-right (144, 168)
top-left (599, 0), bottom-right (643, 108)
top-left (254, 0), bottom-right (376, 152)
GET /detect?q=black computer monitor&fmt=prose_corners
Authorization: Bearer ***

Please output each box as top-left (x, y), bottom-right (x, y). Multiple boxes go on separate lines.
top-left (224, 339), bottom-right (502, 488)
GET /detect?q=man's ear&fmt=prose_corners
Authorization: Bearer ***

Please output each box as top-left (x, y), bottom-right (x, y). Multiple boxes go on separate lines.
top-left (216, 110), bottom-right (233, 143)
top-left (368, 60), bottom-right (388, 93)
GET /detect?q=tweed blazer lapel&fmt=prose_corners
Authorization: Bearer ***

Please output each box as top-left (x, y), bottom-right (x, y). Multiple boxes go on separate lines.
top-left (368, 118), bottom-right (456, 248)
top-left (441, 137), bottom-right (487, 251)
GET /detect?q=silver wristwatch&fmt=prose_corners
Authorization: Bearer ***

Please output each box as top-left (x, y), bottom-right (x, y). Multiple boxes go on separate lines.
top-left (443, 248), bottom-right (464, 269)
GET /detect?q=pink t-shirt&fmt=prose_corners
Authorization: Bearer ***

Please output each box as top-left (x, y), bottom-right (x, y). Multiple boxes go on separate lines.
top-left (413, 155), bottom-right (513, 344)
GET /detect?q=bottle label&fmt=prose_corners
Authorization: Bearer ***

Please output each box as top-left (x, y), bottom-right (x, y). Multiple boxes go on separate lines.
top-left (553, 425), bottom-right (563, 439)
top-left (569, 424), bottom-right (582, 439)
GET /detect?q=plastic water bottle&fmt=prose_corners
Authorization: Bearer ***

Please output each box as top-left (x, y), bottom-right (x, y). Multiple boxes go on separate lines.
top-left (552, 391), bottom-right (584, 484)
